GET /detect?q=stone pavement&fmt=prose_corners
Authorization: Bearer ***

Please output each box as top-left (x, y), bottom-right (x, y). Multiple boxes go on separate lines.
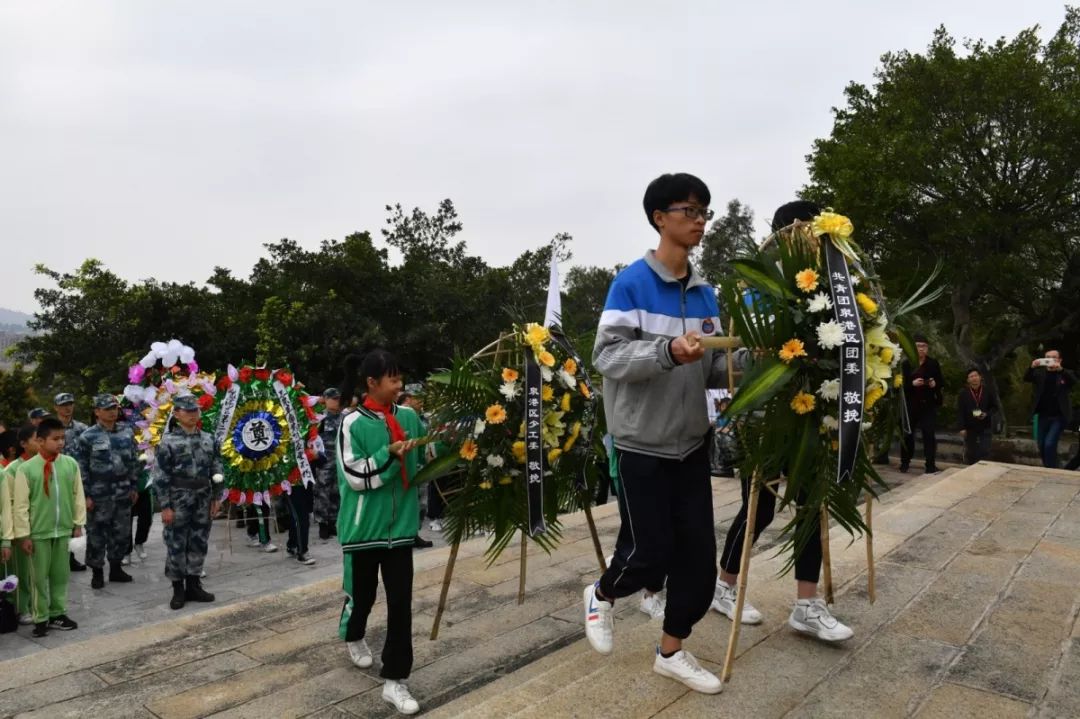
top-left (3, 461), bottom-right (1079, 717)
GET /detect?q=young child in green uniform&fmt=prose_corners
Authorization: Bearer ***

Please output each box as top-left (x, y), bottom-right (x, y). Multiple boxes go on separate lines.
top-left (13, 418), bottom-right (87, 637)
top-left (5, 424), bottom-right (39, 625)
top-left (336, 350), bottom-right (423, 716)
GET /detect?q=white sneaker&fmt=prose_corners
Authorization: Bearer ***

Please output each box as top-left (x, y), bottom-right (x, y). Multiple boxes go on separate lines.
top-left (583, 582), bottom-right (614, 655)
top-left (135, 544), bottom-right (147, 560)
top-left (428, 520), bottom-right (442, 532)
top-left (261, 542), bottom-right (278, 553)
top-left (652, 647), bottom-right (723, 694)
top-left (246, 536), bottom-right (261, 548)
top-left (711, 579), bottom-right (763, 625)
top-left (382, 679), bottom-right (420, 715)
top-left (639, 590), bottom-right (666, 620)
top-left (121, 554), bottom-right (132, 566)
top-left (347, 639), bottom-right (373, 668)
top-left (17, 613), bottom-right (33, 626)
top-left (788, 598), bottom-right (854, 642)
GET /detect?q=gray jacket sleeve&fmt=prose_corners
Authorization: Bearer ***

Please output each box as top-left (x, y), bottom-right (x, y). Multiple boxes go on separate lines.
top-left (707, 347), bottom-right (749, 389)
top-left (593, 323), bottom-right (677, 384)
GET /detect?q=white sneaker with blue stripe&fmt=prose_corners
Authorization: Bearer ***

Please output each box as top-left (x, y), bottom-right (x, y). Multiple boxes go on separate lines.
top-left (583, 582), bottom-right (614, 654)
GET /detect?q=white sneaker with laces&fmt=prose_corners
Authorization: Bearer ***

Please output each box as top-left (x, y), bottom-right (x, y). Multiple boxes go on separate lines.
top-left (347, 639), bottom-right (373, 668)
top-left (382, 679), bottom-right (420, 715)
top-left (17, 613), bottom-right (33, 626)
top-left (652, 647), bottom-right (723, 694)
top-left (583, 582), bottom-right (614, 655)
top-left (261, 542), bottom-right (278, 553)
top-left (788, 598), bottom-right (854, 642)
top-left (711, 579), bottom-right (763, 624)
top-left (246, 536), bottom-right (261, 548)
top-left (428, 520), bottom-right (442, 532)
top-left (135, 543), bottom-right (147, 560)
top-left (639, 590), bottom-right (666, 620)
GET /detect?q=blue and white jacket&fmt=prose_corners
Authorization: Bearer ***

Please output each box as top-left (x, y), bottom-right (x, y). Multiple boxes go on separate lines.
top-left (594, 250), bottom-right (743, 460)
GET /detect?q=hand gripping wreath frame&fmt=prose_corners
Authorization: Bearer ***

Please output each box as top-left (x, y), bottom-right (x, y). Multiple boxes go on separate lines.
top-left (703, 326), bottom-right (878, 683)
top-left (428, 331), bottom-right (608, 641)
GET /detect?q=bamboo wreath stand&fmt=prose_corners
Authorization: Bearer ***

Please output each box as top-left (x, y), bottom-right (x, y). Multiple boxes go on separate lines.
top-left (429, 333), bottom-right (608, 641)
top-left (700, 333), bottom-right (878, 683)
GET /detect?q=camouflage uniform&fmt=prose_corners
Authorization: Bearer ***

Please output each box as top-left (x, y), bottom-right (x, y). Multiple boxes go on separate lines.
top-left (314, 409), bottom-right (342, 526)
top-left (153, 419), bottom-right (222, 581)
top-left (77, 396), bottom-right (140, 571)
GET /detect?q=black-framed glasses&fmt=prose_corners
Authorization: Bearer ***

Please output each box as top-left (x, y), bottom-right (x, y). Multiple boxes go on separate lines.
top-left (662, 206), bottom-right (714, 221)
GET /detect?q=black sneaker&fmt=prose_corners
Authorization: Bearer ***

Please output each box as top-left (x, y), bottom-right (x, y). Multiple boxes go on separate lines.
top-left (898, 464), bottom-right (909, 474)
top-left (48, 615), bottom-right (78, 631)
top-left (296, 553), bottom-right (316, 565)
top-left (318, 523), bottom-right (332, 541)
top-left (69, 553), bottom-right (87, 572)
top-left (286, 545), bottom-right (296, 556)
top-left (91, 568), bottom-right (105, 589)
top-left (32, 622), bottom-right (48, 637)
top-left (925, 465), bottom-right (940, 474)
top-left (414, 535), bottom-right (434, 549)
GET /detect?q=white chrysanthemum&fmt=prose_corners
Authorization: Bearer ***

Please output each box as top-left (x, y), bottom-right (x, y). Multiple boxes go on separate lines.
top-left (486, 454), bottom-right (505, 468)
top-left (499, 381), bottom-right (519, 401)
top-left (558, 369), bottom-right (576, 390)
top-left (850, 275), bottom-right (862, 286)
top-left (807, 292), bottom-right (833, 313)
top-left (473, 420), bottom-right (486, 437)
top-left (816, 320), bottom-right (845, 350)
top-left (822, 415), bottom-right (838, 431)
top-left (817, 379), bottom-right (840, 401)
top-left (540, 366), bottom-right (553, 383)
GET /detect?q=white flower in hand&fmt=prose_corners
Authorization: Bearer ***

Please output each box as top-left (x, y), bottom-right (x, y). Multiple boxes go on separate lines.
top-left (816, 320), bottom-right (845, 350)
top-left (807, 292), bottom-right (833, 313)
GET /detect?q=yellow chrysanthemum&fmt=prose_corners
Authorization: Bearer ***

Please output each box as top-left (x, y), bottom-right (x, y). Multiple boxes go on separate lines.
top-left (538, 350), bottom-right (556, 368)
top-left (511, 440), bottom-right (526, 463)
top-left (524, 323), bottom-right (549, 350)
top-left (778, 338), bottom-right (807, 364)
top-left (790, 391), bottom-right (816, 415)
top-left (498, 475), bottom-right (513, 485)
top-left (478, 480), bottom-right (493, 490)
top-left (560, 392), bottom-right (571, 412)
top-left (541, 385), bottom-right (555, 402)
top-left (894, 374), bottom-right (904, 388)
top-left (811, 211), bottom-right (854, 239)
top-left (460, 439), bottom-right (478, 461)
top-left (795, 268), bottom-right (819, 293)
top-left (865, 385), bottom-right (885, 409)
top-left (485, 403), bottom-right (507, 424)
top-left (502, 368), bottom-right (519, 383)
top-left (856, 292), bottom-right (878, 315)
top-left (879, 347), bottom-right (893, 364)
top-left (564, 358), bottom-right (577, 375)
top-left (547, 448), bottom-right (562, 465)
top-left (579, 382), bottom-right (592, 399)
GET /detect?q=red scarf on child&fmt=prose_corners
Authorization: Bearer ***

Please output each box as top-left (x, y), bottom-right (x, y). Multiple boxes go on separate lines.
top-left (362, 397), bottom-right (409, 488)
top-left (40, 453), bottom-right (57, 497)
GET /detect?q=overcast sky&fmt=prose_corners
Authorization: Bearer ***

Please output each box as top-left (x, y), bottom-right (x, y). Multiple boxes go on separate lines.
top-left (0, 1), bottom-right (1068, 314)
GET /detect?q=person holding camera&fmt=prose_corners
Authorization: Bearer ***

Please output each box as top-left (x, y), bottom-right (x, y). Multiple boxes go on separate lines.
top-left (1025, 350), bottom-right (1077, 469)
top-left (900, 334), bottom-right (945, 473)
top-left (957, 368), bottom-right (998, 465)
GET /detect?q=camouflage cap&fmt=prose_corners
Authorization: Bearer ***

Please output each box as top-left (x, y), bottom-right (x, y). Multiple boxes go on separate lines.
top-left (53, 392), bottom-right (75, 406)
top-left (27, 407), bottom-right (49, 419)
top-left (402, 382), bottom-right (424, 396)
top-left (322, 387), bottom-right (341, 399)
top-left (172, 394), bottom-right (200, 411)
top-left (93, 393), bottom-right (120, 409)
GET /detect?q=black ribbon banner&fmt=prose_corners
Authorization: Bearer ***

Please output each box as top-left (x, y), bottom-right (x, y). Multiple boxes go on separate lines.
top-left (824, 238), bottom-right (865, 484)
top-left (524, 348), bottom-right (547, 536)
top-left (547, 327), bottom-right (597, 492)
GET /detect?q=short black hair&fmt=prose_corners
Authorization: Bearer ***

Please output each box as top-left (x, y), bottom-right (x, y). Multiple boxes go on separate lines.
top-left (36, 417), bottom-right (65, 439)
top-left (643, 173), bottom-right (711, 232)
top-left (342, 350), bottom-right (402, 399)
top-left (771, 201), bottom-right (822, 231)
top-left (0, 430), bottom-right (17, 457)
top-left (913, 333), bottom-right (929, 344)
top-left (17, 423), bottom-right (37, 445)
top-left (965, 367), bottom-right (981, 376)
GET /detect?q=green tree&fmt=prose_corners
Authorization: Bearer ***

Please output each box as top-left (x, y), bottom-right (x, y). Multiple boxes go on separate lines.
top-left (805, 9), bottom-right (1080, 421)
top-left (696, 199), bottom-right (758, 286)
top-left (0, 365), bottom-right (38, 427)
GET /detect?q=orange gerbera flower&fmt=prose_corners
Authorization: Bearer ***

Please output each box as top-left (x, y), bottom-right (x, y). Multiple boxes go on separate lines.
top-left (795, 268), bottom-right (819, 293)
top-left (459, 439), bottom-right (478, 461)
top-left (563, 358), bottom-right (577, 375)
top-left (502, 368), bottom-right (519, 383)
top-left (485, 404), bottom-right (507, 424)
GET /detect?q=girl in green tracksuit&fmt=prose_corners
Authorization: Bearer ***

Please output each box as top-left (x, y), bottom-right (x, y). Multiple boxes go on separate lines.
top-left (5, 424), bottom-right (39, 623)
top-left (336, 350), bottom-right (423, 716)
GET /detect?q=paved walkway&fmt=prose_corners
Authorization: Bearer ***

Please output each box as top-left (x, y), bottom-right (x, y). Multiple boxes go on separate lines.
top-left (5, 461), bottom-right (1078, 717)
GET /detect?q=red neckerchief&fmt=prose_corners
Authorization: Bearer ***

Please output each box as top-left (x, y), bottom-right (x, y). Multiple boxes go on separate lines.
top-left (362, 397), bottom-right (409, 488)
top-left (969, 384), bottom-right (983, 407)
top-left (40, 452), bottom-right (58, 497)
top-left (19, 451), bottom-right (31, 461)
